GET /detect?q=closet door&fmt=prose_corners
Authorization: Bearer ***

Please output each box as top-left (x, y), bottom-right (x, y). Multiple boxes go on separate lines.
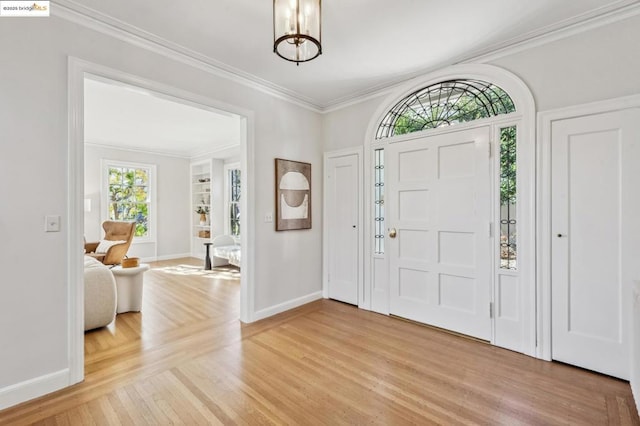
top-left (326, 153), bottom-right (359, 305)
top-left (551, 109), bottom-right (640, 380)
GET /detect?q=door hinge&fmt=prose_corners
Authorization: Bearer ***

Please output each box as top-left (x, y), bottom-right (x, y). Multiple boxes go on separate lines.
top-left (488, 222), bottom-right (493, 238)
top-left (488, 142), bottom-right (492, 158)
top-left (489, 302), bottom-right (494, 319)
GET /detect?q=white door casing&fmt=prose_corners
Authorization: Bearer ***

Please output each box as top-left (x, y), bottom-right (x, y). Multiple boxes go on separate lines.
top-left (326, 152), bottom-right (360, 305)
top-left (364, 65), bottom-right (536, 356)
top-left (68, 57), bottom-right (256, 388)
top-left (551, 109), bottom-right (640, 380)
top-left (387, 126), bottom-right (493, 340)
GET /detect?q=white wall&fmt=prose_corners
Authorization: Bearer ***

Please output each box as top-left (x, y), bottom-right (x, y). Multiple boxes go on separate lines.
top-left (252, 99), bottom-right (323, 312)
top-left (323, 14), bottom-right (640, 151)
top-left (323, 95), bottom-right (387, 152)
top-left (489, 15), bottom-right (640, 112)
top-left (0, 15), bottom-right (322, 399)
top-left (84, 144), bottom-right (191, 259)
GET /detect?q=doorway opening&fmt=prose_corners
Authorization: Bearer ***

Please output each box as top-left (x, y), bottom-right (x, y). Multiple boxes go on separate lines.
top-left (68, 58), bottom-right (255, 385)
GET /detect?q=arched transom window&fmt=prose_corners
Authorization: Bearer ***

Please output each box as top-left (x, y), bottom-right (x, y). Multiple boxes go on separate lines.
top-left (376, 79), bottom-right (515, 139)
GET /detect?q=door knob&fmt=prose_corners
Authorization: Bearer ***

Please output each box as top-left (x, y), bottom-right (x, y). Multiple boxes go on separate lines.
top-left (557, 234), bottom-right (565, 238)
top-left (389, 228), bottom-right (397, 238)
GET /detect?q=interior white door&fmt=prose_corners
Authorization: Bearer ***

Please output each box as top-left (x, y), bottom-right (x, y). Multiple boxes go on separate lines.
top-left (388, 126), bottom-right (492, 340)
top-left (551, 109), bottom-right (640, 380)
top-left (327, 154), bottom-right (359, 305)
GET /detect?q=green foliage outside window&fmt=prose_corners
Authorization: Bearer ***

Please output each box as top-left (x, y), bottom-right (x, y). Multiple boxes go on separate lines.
top-left (499, 126), bottom-right (517, 269)
top-left (108, 167), bottom-right (150, 237)
top-left (392, 94), bottom-right (490, 136)
top-left (500, 126), bottom-right (517, 205)
top-left (377, 80), bottom-right (515, 139)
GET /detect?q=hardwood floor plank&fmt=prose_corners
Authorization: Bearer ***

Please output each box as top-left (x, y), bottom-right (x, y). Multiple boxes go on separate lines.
top-left (53, 413), bottom-right (71, 426)
top-left (86, 396), bottom-right (120, 425)
top-left (113, 386), bottom-right (155, 425)
top-left (170, 368), bottom-right (236, 425)
top-left (67, 404), bottom-right (97, 426)
top-left (149, 371), bottom-right (219, 425)
top-left (182, 350), bottom-right (320, 425)
top-left (131, 380), bottom-right (180, 424)
top-left (247, 335), bottom-right (452, 425)
top-left (254, 324), bottom-right (473, 424)
top-left (1, 258), bottom-right (638, 425)
top-left (104, 392), bottom-right (135, 426)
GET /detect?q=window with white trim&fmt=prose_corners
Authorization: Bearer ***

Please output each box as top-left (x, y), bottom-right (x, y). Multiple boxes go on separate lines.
top-left (226, 166), bottom-right (241, 237)
top-left (103, 161), bottom-right (155, 239)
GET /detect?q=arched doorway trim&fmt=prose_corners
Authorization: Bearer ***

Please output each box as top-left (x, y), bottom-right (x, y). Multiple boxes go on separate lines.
top-left (362, 64), bottom-right (537, 357)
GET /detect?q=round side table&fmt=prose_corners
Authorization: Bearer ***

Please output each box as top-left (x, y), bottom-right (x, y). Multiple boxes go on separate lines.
top-left (111, 264), bottom-right (150, 313)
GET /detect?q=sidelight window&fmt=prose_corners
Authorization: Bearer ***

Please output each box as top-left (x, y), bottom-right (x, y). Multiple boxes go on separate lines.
top-left (499, 126), bottom-right (517, 269)
top-left (374, 148), bottom-right (385, 255)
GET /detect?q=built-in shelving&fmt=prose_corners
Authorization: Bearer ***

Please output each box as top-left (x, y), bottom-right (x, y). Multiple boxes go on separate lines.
top-left (190, 160), bottom-right (213, 258)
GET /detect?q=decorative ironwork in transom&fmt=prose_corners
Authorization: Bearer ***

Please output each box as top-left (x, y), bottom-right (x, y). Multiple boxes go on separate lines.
top-left (376, 79), bottom-right (515, 139)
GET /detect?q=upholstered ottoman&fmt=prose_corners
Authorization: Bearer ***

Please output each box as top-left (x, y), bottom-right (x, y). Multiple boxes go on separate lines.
top-left (111, 264), bottom-right (150, 313)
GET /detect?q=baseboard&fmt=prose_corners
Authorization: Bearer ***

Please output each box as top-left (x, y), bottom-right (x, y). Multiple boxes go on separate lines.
top-left (252, 291), bottom-right (323, 322)
top-left (0, 369), bottom-right (70, 411)
top-left (139, 253), bottom-right (191, 263)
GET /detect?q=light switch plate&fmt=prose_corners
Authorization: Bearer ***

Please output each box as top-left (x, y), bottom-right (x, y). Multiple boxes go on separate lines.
top-left (45, 215), bottom-right (61, 232)
top-left (264, 212), bottom-right (273, 223)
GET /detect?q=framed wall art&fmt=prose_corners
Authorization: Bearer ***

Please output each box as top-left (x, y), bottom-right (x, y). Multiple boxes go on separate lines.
top-left (275, 158), bottom-right (311, 231)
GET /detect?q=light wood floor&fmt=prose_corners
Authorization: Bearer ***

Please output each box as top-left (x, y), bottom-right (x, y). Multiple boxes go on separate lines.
top-left (1, 257), bottom-right (638, 425)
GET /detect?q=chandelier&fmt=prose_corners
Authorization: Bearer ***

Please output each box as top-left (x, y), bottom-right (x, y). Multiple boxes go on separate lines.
top-left (273, 0), bottom-right (322, 65)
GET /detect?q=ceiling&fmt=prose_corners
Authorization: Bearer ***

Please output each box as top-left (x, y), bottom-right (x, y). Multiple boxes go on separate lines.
top-left (63, 0), bottom-right (638, 109)
top-left (84, 77), bottom-right (242, 158)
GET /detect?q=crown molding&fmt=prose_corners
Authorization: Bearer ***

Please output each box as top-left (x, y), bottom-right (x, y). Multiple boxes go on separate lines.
top-left (460, 0), bottom-right (640, 64)
top-left (52, 0), bottom-right (640, 114)
top-left (322, 68), bottom-right (439, 113)
top-left (85, 141), bottom-right (192, 159)
top-left (51, 0), bottom-right (324, 113)
top-left (323, 0), bottom-right (640, 113)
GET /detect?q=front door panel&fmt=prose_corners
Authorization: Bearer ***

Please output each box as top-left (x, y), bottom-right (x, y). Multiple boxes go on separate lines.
top-left (388, 127), bottom-right (492, 340)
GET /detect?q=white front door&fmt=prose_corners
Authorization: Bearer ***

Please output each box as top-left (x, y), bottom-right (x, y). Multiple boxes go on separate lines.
top-left (327, 154), bottom-right (359, 305)
top-left (387, 126), bottom-right (492, 340)
top-left (551, 109), bottom-right (640, 380)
